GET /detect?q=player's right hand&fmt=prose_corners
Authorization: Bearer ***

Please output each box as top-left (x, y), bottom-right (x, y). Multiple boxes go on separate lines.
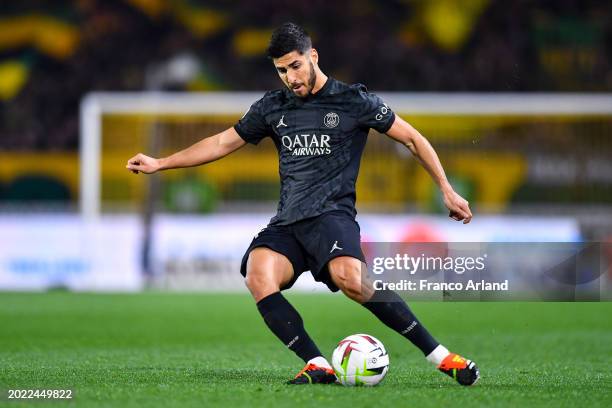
top-left (126, 153), bottom-right (161, 174)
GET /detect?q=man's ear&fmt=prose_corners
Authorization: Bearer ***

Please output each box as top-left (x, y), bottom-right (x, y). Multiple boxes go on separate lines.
top-left (310, 48), bottom-right (319, 65)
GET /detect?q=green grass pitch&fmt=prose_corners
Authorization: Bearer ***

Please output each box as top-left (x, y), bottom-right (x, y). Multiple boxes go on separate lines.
top-left (1, 292), bottom-right (611, 407)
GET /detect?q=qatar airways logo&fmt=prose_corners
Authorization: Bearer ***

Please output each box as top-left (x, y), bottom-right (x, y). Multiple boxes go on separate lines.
top-left (281, 134), bottom-right (332, 156)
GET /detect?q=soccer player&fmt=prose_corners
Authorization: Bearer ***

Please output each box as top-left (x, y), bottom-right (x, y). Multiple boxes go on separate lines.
top-left (126, 23), bottom-right (479, 386)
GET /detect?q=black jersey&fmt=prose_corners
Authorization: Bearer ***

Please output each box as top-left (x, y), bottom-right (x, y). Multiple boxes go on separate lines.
top-left (234, 77), bottom-right (395, 226)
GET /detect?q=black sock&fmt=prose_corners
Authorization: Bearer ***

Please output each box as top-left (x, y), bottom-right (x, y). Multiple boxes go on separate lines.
top-left (363, 290), bottom-right (439, 355)
top-left (256, 292), bottom-right (322, 363)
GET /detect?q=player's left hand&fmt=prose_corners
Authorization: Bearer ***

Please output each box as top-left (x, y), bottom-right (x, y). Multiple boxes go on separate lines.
top-left (442, 189), bottom-right (472, 224)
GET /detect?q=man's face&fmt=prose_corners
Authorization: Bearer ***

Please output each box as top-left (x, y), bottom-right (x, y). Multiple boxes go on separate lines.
top-left (273, 49), bottom-right (317, 98)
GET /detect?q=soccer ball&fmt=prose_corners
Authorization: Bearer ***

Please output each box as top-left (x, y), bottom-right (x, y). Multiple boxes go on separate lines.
top-left (331, 333), bottom-right (389, 386)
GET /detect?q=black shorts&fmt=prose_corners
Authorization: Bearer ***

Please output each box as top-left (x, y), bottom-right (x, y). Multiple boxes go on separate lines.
top-left (240, 210), bottom-right (365, 292)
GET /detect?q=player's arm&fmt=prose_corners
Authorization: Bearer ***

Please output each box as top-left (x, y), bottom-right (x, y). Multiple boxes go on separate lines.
top-left (385, 115), bottom-right (473, 224)
top-left (125, 127), bottom-right (246, 174)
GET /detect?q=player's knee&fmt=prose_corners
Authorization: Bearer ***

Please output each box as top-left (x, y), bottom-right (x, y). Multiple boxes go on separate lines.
top-left (330, 258), bottom-right (367, 303)
top-left (244, 267), bottom-right (267, 291)
top-left (244, 248), bottom-right (292, 302)
top-left (245, 267), bottom-right (278, 301)
top-left (343, 278), bottom-right (367, 302)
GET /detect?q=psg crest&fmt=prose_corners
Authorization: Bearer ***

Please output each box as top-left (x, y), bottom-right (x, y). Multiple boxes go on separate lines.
top-left (324, 112), bottom-right (340, 128)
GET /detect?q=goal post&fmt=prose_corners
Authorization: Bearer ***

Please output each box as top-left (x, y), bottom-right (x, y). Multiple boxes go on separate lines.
top-left (79, 92), bottom-right (260, 221)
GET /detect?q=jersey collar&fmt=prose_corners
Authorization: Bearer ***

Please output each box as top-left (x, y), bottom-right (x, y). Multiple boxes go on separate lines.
top-left (285, 77), bottom-right (333, 103)
top-left (313, 76), bottom-right (333, 97)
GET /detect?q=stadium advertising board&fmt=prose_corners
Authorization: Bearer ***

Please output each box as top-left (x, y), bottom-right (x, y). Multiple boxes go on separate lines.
top-left (2, 214), bottom-right (600, 297)
top-left (0, 216), bottom-right (141, 291)
top-left (151, 214), bottom-right (584, 293)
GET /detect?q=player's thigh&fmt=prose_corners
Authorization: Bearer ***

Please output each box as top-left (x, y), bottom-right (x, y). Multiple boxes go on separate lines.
top-left (297, 211), bottom-right (365, 290)
top-left (245, 247), bottom-right (295, 291)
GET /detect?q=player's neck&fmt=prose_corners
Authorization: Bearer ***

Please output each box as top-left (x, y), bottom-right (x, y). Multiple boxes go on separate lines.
top-left (310, 72), bottom-right (328, 95)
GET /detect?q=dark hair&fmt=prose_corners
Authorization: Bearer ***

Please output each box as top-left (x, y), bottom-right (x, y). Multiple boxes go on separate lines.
top-left (267, 22), bottom-right (312, 59)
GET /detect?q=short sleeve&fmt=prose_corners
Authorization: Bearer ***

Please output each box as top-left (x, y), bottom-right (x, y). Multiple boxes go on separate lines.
top-left (356, 89), bottom-right (395, 133)
top-left (234, 97), bottom-right (270, 145)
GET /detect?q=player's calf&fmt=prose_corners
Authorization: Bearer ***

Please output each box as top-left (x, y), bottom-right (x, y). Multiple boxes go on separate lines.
top-left (361, 289), bottom-right (481, 385)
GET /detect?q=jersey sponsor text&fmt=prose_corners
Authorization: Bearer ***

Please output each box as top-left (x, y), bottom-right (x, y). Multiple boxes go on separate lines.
top-left (281, 134), bottom-right (332, 156)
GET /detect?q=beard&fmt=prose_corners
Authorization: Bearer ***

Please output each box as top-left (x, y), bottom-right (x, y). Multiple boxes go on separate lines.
top-left (306, 61), bottom-right (316, 94)
top-left (289, 61), bottom-right (317, 97)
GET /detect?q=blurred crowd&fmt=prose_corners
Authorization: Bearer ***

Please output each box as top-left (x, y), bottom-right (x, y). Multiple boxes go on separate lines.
top-left (0, 0), bottom-right (610, 150)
